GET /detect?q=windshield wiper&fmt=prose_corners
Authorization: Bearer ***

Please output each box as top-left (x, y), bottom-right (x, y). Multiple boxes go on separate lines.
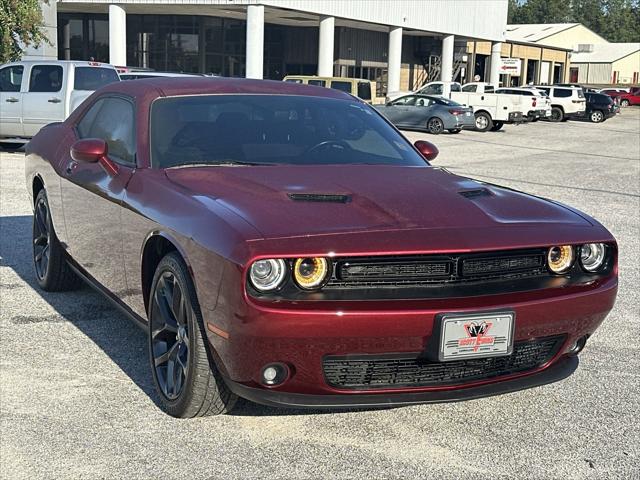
top-left (167, 160), bottom-right (268, 168)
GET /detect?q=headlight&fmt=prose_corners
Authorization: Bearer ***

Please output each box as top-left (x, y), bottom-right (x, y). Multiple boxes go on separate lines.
top-left (547, 245), bottom-right (574, 274)
top-left (580, 243), bottom-right (607, 272)
top-left (293, 257), bottom-right (330, 290)
top-left (249, 259), bottom-right (287, 291)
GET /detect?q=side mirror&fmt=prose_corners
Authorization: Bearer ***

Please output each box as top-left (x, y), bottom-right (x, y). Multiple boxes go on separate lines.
top-left (414, 140), bottom-right (439, 161)
top-left (70, 138), bottom-right (119, 176)
top-left (71, 138), bottom-right (107, 163)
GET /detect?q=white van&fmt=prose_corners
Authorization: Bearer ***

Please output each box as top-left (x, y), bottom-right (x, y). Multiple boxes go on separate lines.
top-left (0, 60), bottom-right (120, 148)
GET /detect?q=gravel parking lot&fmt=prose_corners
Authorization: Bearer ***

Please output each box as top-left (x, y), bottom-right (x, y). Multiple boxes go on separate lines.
top-left (1, 110), bottom-right (639, 479)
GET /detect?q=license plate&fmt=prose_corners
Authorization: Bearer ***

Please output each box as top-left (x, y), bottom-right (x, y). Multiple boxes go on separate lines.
top-left (438, 311), bottom-right (514, 361)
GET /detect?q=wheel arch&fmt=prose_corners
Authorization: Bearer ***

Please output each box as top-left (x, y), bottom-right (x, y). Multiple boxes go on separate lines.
top-left (140, 231), bottom-right (197, 315)
top-left (551, 104), bottom-right (565, 112)
top-left (474, 109), bottom-right (492, 118)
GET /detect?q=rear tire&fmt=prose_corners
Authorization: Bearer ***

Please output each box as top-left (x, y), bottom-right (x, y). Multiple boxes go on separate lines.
top-left (474, 112), bottom-right (493, 132)
top-left (621, 99), bottom-right (630, 107)
top-left (589, 110), bottom-right (604, 123)
top-left (426, 117), bottom-right (444, 134)
top-left (32, 189), bottom-right (81, 292)
top-left (490, 121), bottom-right (504, 131)
top-left (549, 107), bottom-right (564, 122)
top-left (149, 252), bottom-right (237, 417)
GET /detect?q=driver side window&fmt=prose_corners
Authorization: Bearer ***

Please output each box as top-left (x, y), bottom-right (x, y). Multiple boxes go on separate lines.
top-left (76, 97), bottom-right (136, 165)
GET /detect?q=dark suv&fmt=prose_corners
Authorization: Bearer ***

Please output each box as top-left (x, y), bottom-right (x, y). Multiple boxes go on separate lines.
top-left (585, 92), bottom-right (617, 123)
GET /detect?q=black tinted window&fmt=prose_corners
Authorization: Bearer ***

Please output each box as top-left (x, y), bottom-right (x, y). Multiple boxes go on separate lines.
top-left (79, 97), bottom-right (135, 164)
top-left (0, 66), bottom-right (23, 92)
top-left (29, 65), bottom-right (63, 92)
top-left (74, 67), bottom-right (119, 90)
top-left (555, 88), bottom-right (572, 98)
top-left (308, 79), bottom-right (326, 87)
top-left (357, 82), bottom-right (372, 100)
top-left (151, 95), bottom-right (427, 168)
top-left (330, 81), bottom-right (352, 93)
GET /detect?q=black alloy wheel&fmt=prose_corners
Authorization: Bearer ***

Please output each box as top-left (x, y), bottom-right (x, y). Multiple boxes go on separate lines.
top-left (33, 194), bottom-right (51, 282)
top-left (549, 107), bottom-right (564, 122)
top-left (150, 270), bottom-right (191, 400)
top-left (148, 252), bottom-right (237, 417)
top-left (32, 189), bottom-right (80, 291)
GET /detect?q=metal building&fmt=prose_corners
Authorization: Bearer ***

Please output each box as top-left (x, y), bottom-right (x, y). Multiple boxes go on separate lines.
top-left (28, 0), bottom-right (508, 94)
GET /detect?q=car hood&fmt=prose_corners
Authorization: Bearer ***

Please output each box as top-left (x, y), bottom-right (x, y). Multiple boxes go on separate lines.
top-left (165, 165), bottom-right (591, 240)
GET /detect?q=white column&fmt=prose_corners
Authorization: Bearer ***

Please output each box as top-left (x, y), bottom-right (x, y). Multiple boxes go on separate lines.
top-left (489, 41), bottom-right (502, 86)
top-left (440, 34), bottom-right (454, 81)
top-left (387, 27), bottom-right (402, 94)
top-left (108, 5), bottom-right (127, 66)
top-left (317, 16), bottom-right (335, 77)
top-left (245, 5), bottom-right (264, 79)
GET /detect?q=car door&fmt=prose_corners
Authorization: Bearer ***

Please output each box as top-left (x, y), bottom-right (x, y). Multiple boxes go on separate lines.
top-left (60, 95), bottom-right (136, 295)
top-left (405, 96), bottom-right (436, 127)
top-left (382, 95), bottom-right (417, 125)
top-left (0, 64), bottom-right (25, 138)
top-left (22, 64), bottom-right (67, 137)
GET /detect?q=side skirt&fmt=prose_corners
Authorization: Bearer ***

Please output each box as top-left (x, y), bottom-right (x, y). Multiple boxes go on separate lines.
top-left (67, 260), bottom-right (148, 331)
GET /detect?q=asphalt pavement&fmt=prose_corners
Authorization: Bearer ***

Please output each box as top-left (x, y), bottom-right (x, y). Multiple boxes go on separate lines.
top-left (1, 109), bottom-right (639, 479)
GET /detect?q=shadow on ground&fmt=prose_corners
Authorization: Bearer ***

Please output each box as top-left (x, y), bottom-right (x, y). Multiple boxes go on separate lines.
top-left (0, 214), bottom-right (390, 417)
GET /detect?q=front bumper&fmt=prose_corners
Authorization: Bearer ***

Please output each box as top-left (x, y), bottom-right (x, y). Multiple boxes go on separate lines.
top-left (225, 354), bottom-right (579, 408)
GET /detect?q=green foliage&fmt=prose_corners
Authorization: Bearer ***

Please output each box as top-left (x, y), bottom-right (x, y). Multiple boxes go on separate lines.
top-left (0, 0), bottom-right (50, 63)
top-left (508, 0), bottom-right (640, 42)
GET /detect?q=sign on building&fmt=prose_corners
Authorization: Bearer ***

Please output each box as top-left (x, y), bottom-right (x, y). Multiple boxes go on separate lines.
top-left (499, 58), bottom-right (521, 76)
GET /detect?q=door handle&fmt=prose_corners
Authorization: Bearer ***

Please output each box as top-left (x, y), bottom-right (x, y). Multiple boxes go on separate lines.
top-left (66, 161), bottom-right (78, 175)
top-left (48, 98), bottom-right (62, 103)
top-left (5, 97), bottom-right (19, 103)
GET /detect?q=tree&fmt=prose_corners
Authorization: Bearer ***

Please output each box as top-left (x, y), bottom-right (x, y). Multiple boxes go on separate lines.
top-left (0, 0), bottom-right (50, 63)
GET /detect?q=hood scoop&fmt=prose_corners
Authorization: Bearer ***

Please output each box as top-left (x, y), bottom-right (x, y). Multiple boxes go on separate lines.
top-left (288, 193), bottom-right (352, 203)
top-left (459, 188), bottom-right (492, 199)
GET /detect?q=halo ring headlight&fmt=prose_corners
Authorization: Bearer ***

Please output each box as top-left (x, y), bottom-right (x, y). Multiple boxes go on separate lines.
top-left (293, 257), bottom-right (330, 290)
top-left (249, 259), bottom-right (287, 292)
top-left (547, 245), bottom-right (575, 274)
top-left (580, 243), bottom-right (607, 272)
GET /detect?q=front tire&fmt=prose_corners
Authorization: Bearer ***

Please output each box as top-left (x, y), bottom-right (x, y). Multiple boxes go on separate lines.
top-left (426, 117), bottom-right (444, 134)
top-left (32, 189), bottom-right (81, 292)
top-left (589, 110), bottom-right (604, 123)
top-left (149, 252), bottom-right (237, 417)
top-left (474, 112), bottom-right (493, 132)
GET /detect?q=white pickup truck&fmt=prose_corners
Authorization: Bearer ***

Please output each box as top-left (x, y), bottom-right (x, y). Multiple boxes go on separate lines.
top-left (389, 81), bottom-right (526, 132)
top-left (0, 60), bottom-right (120, 148)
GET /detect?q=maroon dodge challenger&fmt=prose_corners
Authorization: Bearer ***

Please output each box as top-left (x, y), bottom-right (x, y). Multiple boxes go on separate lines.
top-left (25, 78), bottom-right (618, 417)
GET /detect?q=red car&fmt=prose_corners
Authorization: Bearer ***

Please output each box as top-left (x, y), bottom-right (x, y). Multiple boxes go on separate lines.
top-left (25, 78), bottom-right (618, 417)
top-left (600, 87), bottom-right (640, 107)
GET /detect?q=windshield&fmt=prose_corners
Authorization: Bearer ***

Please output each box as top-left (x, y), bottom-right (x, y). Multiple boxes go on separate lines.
top-left (151, 95), bottom-right (428, 168)
top-left (74, 67), bottom-right (120, 90)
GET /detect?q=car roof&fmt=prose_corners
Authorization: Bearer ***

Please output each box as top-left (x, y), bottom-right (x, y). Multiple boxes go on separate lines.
top-left (95, 76), bottom-right (356, 101)
top-left (4, 60), bottom-right (116, 68)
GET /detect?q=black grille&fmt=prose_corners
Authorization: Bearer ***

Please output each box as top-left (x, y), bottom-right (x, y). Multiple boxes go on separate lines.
top-left (323, 336), bottom-right (564, 390)
top-left (327, 249), bottom-right (547, 288)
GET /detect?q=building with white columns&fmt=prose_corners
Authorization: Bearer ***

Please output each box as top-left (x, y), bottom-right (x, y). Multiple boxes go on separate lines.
top-left (33, 0), bottom-right (508, 94)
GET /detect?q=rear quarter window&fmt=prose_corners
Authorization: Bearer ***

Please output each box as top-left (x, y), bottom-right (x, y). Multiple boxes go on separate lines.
top-left (74, 67), bottom-right (120, 90)
top-left (555, 88), bottom-right (573, 98)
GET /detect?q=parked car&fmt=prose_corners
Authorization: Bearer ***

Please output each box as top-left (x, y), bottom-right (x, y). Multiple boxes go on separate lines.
top-left (584, 92), bottom-right (617, 123)
top-left (600, 87), bottom-right (640, 107)
top-left (283, 75), bottom-right (379, 104)
top-left (25, 77), bottom-right (618, 417)
top-left (533, 85), bottom-right (586, 121)
top-left (374, 94), bottom-right (475, 134)
top-left (495, 87), bottom-right (552, 121)
top-left (407, 81), bottom-right (526, 132)
top-left (0, 60), bottom-right (119, 149)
